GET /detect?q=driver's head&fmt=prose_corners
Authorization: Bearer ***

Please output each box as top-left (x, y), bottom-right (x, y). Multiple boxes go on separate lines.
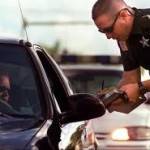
top-left (92, 0), bottom-right (134, 41)
top-left (0, 73), bottom-right (11, 102)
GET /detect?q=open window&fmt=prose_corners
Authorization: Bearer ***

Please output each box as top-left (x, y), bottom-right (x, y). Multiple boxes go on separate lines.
top-left (35, 46), bottom-right (72, 112)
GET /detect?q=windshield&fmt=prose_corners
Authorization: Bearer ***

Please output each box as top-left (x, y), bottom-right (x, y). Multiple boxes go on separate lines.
top-left (64, 69), bottom-right (122, 94)
top-left (0, 43), bottom-right (42, 120)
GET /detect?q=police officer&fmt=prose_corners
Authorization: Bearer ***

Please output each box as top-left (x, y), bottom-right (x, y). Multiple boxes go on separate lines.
top-left (92, 0), bottom-right (150, 112)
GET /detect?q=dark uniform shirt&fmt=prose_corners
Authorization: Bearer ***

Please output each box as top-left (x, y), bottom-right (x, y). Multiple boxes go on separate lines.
top-left (118, 8), bottom-right (150, 71)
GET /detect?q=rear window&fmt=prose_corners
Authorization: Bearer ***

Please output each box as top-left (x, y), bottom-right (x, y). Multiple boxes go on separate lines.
top-left (63, 69), bottom-right (122, 94)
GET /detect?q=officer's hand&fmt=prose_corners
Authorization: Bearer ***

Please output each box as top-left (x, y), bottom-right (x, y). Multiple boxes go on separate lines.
top-left (119, 83), bottom-right (140, 102)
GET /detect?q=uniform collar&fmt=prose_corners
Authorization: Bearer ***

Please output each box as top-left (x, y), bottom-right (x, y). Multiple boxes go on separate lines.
top-left (130, 7), bottom-right (143, 35)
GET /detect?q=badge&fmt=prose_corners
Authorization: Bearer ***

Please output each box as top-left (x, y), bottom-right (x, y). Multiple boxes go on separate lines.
top-left (139, 36), bottom-right (150, 48)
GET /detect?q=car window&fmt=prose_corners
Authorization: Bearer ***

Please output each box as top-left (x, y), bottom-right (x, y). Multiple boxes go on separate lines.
top-left (63, 69), bottom-right (122, 94)
top-left (0, 44), bottom-right (42, 118)
top-left (35, 49), bottom-right (71, 112)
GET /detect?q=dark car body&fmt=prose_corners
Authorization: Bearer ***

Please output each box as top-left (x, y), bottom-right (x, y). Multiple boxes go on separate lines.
top-left (0, 38), bottom-right (105, 150)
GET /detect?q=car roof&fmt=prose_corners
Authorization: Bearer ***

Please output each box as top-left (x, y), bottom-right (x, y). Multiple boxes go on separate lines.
top-left (0, 37), bottom-right (33, 47)
top-left (0, 37), bottom-right (21, 44)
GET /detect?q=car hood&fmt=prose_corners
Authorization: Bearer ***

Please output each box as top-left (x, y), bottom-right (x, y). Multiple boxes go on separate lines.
top-left (0, 116), bottom-right (39, 150)
top-left (91, 103), bottom-right (150, 133)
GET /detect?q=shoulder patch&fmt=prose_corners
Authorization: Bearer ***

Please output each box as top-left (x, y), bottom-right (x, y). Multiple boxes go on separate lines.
top-left (118, 41), bottom-right (128, 52)
top-left (142, 15), bottom-right (150, 20)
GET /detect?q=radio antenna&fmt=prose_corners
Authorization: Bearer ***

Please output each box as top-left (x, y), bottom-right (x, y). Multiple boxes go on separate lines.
top-left (17, 0), bottom-right (29, 41)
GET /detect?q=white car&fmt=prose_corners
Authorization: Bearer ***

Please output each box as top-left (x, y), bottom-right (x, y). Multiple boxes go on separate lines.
top-left (91, 103), bottom-right (150, 150)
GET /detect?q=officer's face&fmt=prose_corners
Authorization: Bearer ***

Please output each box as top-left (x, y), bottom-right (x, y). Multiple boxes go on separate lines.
top-left (94, 9), bottom-right (133, 41)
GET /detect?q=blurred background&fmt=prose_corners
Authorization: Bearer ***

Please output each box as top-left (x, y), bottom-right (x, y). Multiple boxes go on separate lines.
top-left (0, 0), bottom-right (149, 56)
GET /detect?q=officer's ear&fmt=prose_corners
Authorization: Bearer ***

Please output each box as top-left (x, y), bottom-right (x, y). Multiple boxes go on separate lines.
top-left (119, 9), bottom-right (130, 18)
top-left (119, 9), bottom-right (132, 23)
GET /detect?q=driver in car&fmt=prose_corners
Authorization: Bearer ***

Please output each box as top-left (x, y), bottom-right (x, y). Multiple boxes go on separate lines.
top-left (0, 72), bottom-right (11, 103)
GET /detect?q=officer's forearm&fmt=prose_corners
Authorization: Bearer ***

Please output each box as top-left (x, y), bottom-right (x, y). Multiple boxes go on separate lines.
top-left (117, 78), bottom-right (127, 88)
top-left (117, 68), bottom-right (141, 88)
top-left (142, 80), bottom-right (150, 91)
top-left (117, 76), bottom-right (139, 88)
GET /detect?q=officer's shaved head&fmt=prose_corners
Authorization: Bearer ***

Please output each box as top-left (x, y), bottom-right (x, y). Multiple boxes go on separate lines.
top-left (92, 0), bottom-right (129, 20)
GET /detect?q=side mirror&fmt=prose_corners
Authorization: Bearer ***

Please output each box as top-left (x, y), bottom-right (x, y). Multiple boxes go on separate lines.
top-left (61, 93), bottom-right (106, 124)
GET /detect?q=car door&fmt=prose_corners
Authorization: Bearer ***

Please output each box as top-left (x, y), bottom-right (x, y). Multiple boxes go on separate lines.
top-left (33, 45), bottom-right (75, 149)
top-left (34, 45), bottom-right (73, 110)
